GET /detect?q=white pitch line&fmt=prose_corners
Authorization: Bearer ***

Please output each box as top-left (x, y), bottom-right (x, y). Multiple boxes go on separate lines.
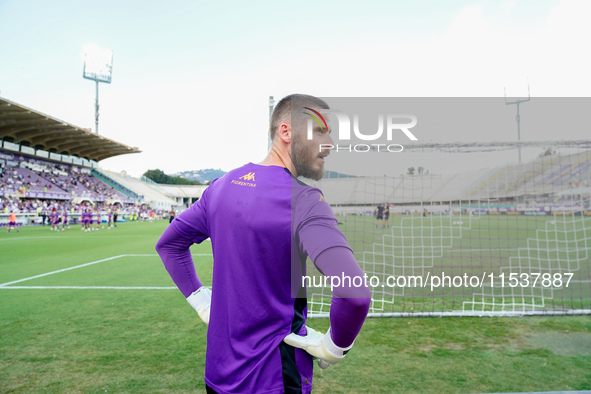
top-left (124, 254), bottom-right (213, 257)
top-left (0, 236), bottom-right (59, 242)
top-left (0, 253), bottom-right (213, 288)
top-left (444, 248), bottom-right (520, 253)
top-left (1, 286), bottom-right (177, 290)
top-left (0, 235), bottom-right (170, 242)
top-left (0, 255), bottom-right (126, 287)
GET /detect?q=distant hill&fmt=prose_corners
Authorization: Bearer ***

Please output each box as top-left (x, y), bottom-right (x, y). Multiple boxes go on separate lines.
top-left (174, 169), bottom-right (227, 183)
top-left (143, 169), bottom-right (201, 185)
top-left (173, 168), bottom-right (354, 183)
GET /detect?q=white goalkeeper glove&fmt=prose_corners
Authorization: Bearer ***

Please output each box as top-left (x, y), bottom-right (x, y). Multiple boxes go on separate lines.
top-left (283, 327), bottom-right (353, 369)
top-left (186, 286), bottom-right (211, 325)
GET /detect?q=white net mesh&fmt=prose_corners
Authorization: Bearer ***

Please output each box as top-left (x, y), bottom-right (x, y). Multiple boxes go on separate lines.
top-left (306, 145), bottom-right (591, 317)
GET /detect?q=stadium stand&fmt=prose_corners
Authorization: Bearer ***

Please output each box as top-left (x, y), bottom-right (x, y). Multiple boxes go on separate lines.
top-left (150, 183), bottom-right (207, 208)
top-left (313, 149), bottom-right (591, 215)
top-left (2, 95), bottom-right (589, 228)
top-left (98, 169), bottom-right (177, 210)
top-left (0, 97), bottom-right (176, 226)
top-left (0, 97), bottom-right (140, 161)
top-left (467, 150), bottom-right (591, 199)
top-left (0, 149), bottom-right (134, 203)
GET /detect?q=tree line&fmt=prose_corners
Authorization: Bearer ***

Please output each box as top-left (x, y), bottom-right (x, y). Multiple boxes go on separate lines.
top-left (143, 169), bottom-right (202, 185)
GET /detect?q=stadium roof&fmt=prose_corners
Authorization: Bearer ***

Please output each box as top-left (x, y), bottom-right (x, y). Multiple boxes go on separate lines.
top-left (0, 97), bottom-right (141, 162)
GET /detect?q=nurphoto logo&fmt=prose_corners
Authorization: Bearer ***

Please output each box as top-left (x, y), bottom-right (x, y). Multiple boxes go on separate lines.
top-left (305, 109), bottom-right (418, 153)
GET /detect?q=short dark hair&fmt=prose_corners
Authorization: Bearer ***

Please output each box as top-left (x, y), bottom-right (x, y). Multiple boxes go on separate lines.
top-left (269, 94), bottom-right (329, 141)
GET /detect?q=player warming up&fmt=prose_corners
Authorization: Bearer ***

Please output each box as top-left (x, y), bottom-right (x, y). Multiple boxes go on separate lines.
top-left (156, 94), bottom-right (371, 393)
top-left (62, 209), bottom-right (71, 230)
top-left (7, 210), bottom-right (19, 233)
top-left (50, 207), bottom-right (59, 231)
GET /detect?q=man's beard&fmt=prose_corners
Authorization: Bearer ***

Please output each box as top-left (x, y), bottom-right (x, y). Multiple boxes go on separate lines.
top-left (292, 136), bottom-right (325, 181)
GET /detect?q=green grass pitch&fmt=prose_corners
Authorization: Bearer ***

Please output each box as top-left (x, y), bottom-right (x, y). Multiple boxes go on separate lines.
top-left (306, 212), bottom-right (591, 315)
top-left (1, 220), bottom-right (590, 392)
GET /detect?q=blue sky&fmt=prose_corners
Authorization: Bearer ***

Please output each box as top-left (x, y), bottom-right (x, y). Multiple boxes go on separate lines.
top-left (1, 0), bottom-right (589, 177)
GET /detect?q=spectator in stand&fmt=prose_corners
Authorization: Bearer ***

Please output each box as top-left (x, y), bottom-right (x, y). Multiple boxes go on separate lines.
top-left (41, 206), bottom-right (47, 226)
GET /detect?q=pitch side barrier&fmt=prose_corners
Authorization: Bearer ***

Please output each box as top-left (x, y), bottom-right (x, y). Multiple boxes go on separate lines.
top-left (0, 212), bottom-right (131, 226)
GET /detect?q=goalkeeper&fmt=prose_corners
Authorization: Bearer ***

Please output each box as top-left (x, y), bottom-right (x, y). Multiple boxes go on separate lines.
top-left (156, 94), bottom-right (371, 394)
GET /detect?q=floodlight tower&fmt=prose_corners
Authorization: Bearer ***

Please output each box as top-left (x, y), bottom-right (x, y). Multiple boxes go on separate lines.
top-left (504, 84), bottom-right (530, 164)
top-left (83, 44), bottom-right (113, 135)
top-left (268, 96), bottom-right (275, 151)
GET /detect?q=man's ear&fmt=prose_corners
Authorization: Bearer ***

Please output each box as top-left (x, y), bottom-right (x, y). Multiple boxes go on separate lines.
top-left (277, 123), bottom-right (291, 144)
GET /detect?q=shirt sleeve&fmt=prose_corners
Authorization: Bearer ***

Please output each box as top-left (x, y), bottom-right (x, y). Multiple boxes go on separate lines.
top-left (156, 224), bottom-right (203, 298)
top-left (313, 247), bottom-right (371, 348)
top-left (295, 188), bottom-right (351, 262)
top-left (295, 188), bottom-right (370, 348)
top-left (156, 184), bottom-right (214, 298)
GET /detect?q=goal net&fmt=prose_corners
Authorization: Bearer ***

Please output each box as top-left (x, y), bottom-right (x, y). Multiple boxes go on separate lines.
top-left (301, 97), bottom-right (591, 317)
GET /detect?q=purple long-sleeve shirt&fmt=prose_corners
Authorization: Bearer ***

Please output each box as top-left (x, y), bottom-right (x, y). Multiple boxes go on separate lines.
top-left (156, 163), bottom-right (370, 394)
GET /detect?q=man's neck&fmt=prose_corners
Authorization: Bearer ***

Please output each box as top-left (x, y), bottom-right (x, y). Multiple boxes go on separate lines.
top-left (258, 145), bottom-right (295, 175)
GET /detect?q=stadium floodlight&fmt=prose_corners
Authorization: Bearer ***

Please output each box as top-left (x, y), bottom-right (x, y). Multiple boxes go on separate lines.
top-left (504, 83), bottom-right (530, 164)
top-left (83, 44), bottom-right (114, 135)
top-left (268, 96), bottom-right (275, 150)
